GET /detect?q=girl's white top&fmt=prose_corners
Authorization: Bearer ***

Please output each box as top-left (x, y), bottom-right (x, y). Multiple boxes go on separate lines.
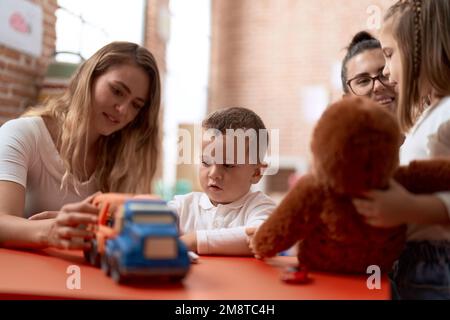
top-left (400, 96), bottom-right (450, 241)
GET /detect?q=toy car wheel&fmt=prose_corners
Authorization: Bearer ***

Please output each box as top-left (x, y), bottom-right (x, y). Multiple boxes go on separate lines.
top-left (101, 254), bottom-right (110, 276)
top-left (281, 266), bottom-right (310, 284)
top-left (110, 257), bottom-right (126, 284)
top-left (89, 239), bottom-right (100, 267)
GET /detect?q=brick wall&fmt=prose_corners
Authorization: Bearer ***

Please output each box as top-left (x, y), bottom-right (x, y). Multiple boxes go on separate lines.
top-left (144, 0), bottom-right (170, 182)
top-left (209, 0), bottom-right (393, 166)
top-left (144, 0), bottom-right (169, 82)
top-left (0, 0), bottom-right (57, 124)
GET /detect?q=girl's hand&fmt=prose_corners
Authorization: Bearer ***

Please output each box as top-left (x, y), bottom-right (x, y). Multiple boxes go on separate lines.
top-left (352, 179), bottom-right (410, 228)
top-left (42, 193), bottom-right (100, 249)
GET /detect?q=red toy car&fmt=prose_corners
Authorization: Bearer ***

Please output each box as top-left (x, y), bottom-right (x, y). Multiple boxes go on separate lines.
top-left (281, 266), bottom-right (310, 284)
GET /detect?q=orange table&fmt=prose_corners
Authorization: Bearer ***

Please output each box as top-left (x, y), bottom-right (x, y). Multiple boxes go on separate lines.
top-left (0, 248), bottom-right (390, 299)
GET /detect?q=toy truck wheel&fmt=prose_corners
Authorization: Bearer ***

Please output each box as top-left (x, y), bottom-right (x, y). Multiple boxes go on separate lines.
top-left (89, 239), bottom-right (100, 267)
top-left (83, 247), bottom-right (90, 263)
top-left (169, 274), bottom-right (186, 282)
top-left (101, 254), bottom-right (110, 276)
top-left (110, 257), bottom-right (126, 284)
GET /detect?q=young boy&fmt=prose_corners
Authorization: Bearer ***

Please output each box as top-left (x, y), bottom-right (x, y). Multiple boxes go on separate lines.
top-left (168, 107), bottom-right (276, 256)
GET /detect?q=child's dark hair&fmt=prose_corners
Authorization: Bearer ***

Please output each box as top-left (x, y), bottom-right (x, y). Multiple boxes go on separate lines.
top-left (202, 107), bottom-right (268, 163)
top-left (341, 31), bottom-right (381, 93)
top-left (202, 107), bottom-right (266, 132)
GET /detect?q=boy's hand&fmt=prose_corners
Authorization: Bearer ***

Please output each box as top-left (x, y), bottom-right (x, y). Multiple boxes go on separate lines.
top-left (246, 227), bottom-right (256, 242)
top-left (246, 227), bottom-right (263, 259)
top-left (180, 232), bottom-right (197, 252)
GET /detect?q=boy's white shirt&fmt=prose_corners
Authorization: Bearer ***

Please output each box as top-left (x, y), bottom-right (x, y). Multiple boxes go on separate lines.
top-left (400, 96), bottom-right (450, 241)
top-left (168, 191), bottom-right (276, 255)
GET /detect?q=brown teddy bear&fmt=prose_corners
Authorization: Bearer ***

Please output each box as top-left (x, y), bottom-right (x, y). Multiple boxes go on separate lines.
top-left (253, 96), bottom-right (450, 274)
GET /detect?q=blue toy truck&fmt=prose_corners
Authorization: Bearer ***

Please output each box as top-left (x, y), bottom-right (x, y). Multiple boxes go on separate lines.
top-left (87, 195), bottom-right (190, 284)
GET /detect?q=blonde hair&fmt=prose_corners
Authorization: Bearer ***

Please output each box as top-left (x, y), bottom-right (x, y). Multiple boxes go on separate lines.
top-left (385, 0), bottom-right (450, 132)
top-left (24, 41), bottom-right (161, 193)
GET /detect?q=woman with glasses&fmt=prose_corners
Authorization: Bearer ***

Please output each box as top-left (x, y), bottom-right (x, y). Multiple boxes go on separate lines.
top-left (341, 31), bottom-right (397, 113)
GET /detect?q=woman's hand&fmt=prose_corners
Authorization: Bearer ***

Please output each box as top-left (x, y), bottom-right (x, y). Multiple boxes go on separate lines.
top-left (28, 211), bottom-right (59, 220)
top-left (40, 193), bottom-right (100, 249)
top-left (352, 179), bottom-right (411, 228)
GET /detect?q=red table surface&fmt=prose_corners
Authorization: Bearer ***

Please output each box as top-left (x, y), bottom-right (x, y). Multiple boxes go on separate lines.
top-left (0, 248), bottom-right (390, 300)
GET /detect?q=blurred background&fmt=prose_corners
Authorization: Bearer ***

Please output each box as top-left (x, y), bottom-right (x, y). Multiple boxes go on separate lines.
top-left (0, 0), bottom-right (393, 201)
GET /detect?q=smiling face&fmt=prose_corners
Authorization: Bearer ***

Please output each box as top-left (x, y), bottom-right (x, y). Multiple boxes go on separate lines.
top-left (90, 63), bottom-right (150, 137)
top-left (379, 20), bottom-right (403, 96)
top-left (199, 134), bottom-right (263, 206)
top-left (346, 48), bottom-right (397, 113)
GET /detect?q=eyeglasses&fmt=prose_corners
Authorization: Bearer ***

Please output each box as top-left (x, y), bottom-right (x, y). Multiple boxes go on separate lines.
top-left (346, 73), bottom-right (392, 96)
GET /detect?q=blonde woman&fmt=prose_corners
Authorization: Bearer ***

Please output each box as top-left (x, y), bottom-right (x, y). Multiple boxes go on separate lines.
top-left (0, 42), bottom-right (161, 250)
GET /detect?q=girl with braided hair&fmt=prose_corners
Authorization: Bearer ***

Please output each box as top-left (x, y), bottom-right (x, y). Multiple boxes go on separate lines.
top-left (352, 0), bottom-right (450, 299)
